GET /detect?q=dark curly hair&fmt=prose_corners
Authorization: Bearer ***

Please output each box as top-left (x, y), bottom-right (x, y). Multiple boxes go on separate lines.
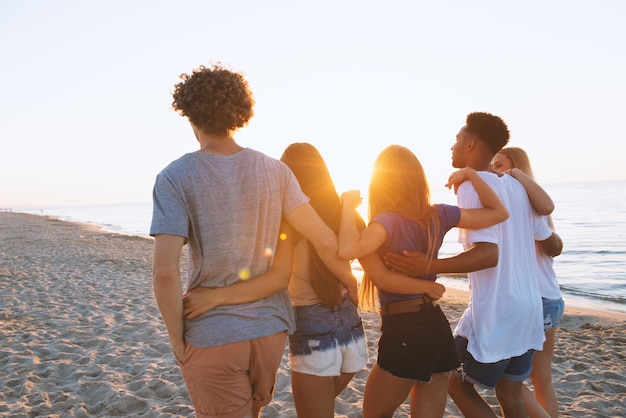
top-left (172, 64), bottom-right (255, 136)
top-left (465, 112), bottom-right (510, 154)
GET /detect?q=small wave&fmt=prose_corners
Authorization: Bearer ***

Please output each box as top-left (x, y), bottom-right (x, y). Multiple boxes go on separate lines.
top-left (562, 249), bottom-right (626, 256)
top-left (559, 285), bottom-right (626, 305)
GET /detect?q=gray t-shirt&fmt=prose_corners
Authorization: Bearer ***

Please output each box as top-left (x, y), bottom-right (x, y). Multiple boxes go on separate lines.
top-left (150, 148), bottom-right (309, 347)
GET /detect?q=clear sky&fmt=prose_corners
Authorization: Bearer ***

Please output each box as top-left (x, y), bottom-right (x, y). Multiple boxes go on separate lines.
top-left (1, 0), bottom-right (625, 208)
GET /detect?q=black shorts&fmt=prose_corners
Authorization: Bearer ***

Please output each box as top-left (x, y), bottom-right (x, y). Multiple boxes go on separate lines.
top-left (377, 304), bottom-right (460, 382)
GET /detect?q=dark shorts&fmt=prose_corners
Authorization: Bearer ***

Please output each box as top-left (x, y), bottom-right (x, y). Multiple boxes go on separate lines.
top-left (377, 303), bottom-right (460, 382)
top-left (454, 336), bottom-right (534, 390)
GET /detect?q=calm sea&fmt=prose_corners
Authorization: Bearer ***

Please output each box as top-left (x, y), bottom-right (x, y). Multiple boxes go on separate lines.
top-left (14, 180), bottom-right (626, 315)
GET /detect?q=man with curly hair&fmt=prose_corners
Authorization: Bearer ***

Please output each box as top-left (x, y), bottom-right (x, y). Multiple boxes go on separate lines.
top-left (149, 64), bottom-right (358, 418)
top-left (385, 112), bottom-right (560, 417)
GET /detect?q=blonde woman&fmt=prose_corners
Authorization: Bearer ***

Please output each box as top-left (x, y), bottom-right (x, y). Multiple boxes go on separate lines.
top-left (492, 147), bottom-right (564, 418)
top-left (339, 145), bottom-right (509, 418)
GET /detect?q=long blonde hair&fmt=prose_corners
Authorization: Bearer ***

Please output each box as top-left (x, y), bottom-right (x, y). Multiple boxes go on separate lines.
top-left (498, 147), bottom-right (554, 229)
top-left (359, 145), bottom-right (441, 311)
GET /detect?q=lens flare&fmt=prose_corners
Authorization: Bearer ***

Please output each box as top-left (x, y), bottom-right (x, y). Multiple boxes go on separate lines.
top-left (238, 268), bottom-right (251, 280)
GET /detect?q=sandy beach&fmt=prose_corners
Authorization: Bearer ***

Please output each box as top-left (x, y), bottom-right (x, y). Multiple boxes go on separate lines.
top-left (1, 212), bottom-right (624, 417)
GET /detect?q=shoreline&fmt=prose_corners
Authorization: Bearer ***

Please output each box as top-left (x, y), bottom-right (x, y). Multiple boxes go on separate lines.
top-left (1, 212), bottom-right (625, 417)
top-left (12, 209), bottom-right (626, 316)
top-left (11, 205), bottom-right (626, 316)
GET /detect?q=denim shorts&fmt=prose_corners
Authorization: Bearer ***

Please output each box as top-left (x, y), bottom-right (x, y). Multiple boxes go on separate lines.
top-left (542, 297), bottom-right (565, 332)
top-left (377, 303), bottom-right (460, 382)
top-left (454, 336), bottom-right (534, 390)
top-left (288, 296), bottom-right (367, 376)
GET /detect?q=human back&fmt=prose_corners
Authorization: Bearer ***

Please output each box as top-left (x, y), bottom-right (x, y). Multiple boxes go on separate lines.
top-left (455, 171), bottom-right (544, 362)
top-left (150, 63), bottom-right (316, 418)
top-left (152, 147), bottom-right (305, 347)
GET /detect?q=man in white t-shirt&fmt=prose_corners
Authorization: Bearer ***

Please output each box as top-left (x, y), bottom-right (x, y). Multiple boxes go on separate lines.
top-left (385, 112), bottom-right (560, 417)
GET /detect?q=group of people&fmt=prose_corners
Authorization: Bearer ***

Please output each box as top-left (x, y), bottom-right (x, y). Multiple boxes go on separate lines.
top-left (150, 63), bottom-right (564, 418)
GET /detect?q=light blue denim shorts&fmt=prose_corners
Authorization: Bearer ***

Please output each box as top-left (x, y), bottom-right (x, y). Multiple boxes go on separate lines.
top-left (288, 296), bottom-right (367, 376)
top-left (542, 297), bottom-right (565, 332)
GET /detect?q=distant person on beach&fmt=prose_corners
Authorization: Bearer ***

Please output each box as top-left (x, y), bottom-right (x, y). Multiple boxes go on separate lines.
top-left (492, 147), bottom-right (564, 418)
top-left (338, 144), bottom-right (509, 417)
top-left (384, 112), bottom-right (560, 417)
top-left (150, 63), bottom-right (357, 418)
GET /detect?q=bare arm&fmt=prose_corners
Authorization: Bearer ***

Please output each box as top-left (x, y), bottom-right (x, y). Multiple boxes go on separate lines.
top-left (384, 242), bottom-right (499, 276)
top-left (359, 252), bottom-right (446, 301)
top-left (507, 167), bottom-right (554, 215)
top-left (338, 189), bottom-right (387, 261)
top-left (183, 221), bottom-right (294, 320)
top-left (536, 231), bottom-right (563, 257)
top-left (285, 203), bottom-right (358, 305)
top-left (447, 168), bottom-right (509, 229)
top-left (152, 234), bottom-right (186, 363)
top-left (340, 190), bottom-right (445, 300)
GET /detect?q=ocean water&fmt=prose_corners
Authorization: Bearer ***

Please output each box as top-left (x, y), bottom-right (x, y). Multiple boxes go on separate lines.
top-left (14, 180), bottom-right (626, 315)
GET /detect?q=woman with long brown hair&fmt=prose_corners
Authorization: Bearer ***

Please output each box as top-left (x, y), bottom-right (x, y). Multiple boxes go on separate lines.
top-left (339, 145), bottom-right (509, 417)
top-left (279, 142), bottom-right (367, 418)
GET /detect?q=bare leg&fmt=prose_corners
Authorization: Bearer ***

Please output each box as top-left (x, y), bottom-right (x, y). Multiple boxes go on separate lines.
top-left (291, 371), bottom-right (338, 418)
top-left (522, 386), bottom-right (551, 418)
top-left (334, 372), bottom-right (357, 396)
top-left (528, 329), bottom-right (558, 417)
top-left (448, 373), bottom-right (497, 418)
top-left (494, 379), bottom-right (527, 418)
top-left (363, 363), bottom-right (414, 418)
top-left (409, 372), bottom-right (450, 418)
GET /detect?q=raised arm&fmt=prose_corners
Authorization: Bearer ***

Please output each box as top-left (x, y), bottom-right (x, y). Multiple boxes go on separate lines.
top-left (152, 233), bottom-right (187, 363)
top-left (338, 189), bottom-right (387, 261)
top-left (507, 167), bottom-right (554, 215)
top-left (447, 168), bottom-right (509, 229)
top-left (183, 221), bottom-right (294, 320)
top-left (285, 203), bottom-right (358, 305)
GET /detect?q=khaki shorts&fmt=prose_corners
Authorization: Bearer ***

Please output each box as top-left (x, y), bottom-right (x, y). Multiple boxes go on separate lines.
top-left (178, 331), bottom-right (287, 418)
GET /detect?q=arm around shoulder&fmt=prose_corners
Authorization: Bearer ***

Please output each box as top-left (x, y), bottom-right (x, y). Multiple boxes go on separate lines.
top-left (286, 203), bottom-right (358, 302)
top-left (450, 168), bottom-right (509, 229)
top-left (509, 168), bottom-right (554, 215)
